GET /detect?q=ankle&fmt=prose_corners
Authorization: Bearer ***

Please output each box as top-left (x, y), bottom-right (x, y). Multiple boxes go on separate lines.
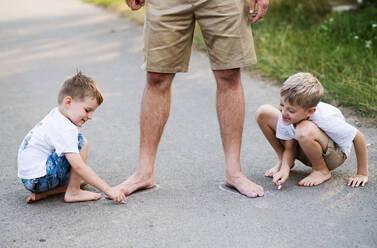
top-left (312, 168), bottom-right (331, 175)
top-left (225, 170), bottom-right (245, 181)
top-left (134, 170), bottom-right (154, 181)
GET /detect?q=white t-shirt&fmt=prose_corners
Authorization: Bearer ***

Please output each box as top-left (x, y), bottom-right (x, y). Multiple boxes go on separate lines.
top-left (276, 102), bottom-right (357, 157)
top-left (18, 107), bottom-right (79, 179)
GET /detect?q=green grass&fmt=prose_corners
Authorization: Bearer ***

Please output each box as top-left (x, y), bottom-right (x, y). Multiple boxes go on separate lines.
top-left (83, 0), bottom-right (377, 120)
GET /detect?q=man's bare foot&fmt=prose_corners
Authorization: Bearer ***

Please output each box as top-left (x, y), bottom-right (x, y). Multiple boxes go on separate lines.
top-left (115, 173), bottom-right (155, 196)
top-left (226, 173), bottom-right (264, 198)
top-left (298, 170), bottom-right (331, 187)
top-left (264, 161), bottom-right (282, 178)
top-left (64, 189), bottom-right (102, 203)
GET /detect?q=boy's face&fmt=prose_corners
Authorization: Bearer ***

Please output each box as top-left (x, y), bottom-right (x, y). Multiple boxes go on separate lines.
top-left (279, 96), bottom-right (315, 125)
top-left (63, 96), bottom-right (99, 127)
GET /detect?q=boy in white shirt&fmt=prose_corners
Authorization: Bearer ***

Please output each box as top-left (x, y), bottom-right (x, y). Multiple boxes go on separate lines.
top-left (18, 72), bottom-right (126, 203)
top-left (254, 72), bottom-right (368, 187)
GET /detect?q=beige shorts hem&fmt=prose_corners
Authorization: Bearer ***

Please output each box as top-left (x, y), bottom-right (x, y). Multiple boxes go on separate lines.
top-left (211, 59), bottom-right (257, 71)
top-left (143, 66), bottom-right (189, 73)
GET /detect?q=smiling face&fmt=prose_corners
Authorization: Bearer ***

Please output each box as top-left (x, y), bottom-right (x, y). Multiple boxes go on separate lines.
top-left (60, 96), bottom-right (99, 127)
top-left (279, 96), bottom-right (316, 126)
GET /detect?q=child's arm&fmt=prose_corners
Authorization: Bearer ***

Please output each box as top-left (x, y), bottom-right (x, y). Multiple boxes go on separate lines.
top-left (348, 130), bottom-right (368, 187)
top-left (272, 139), bottom-right (297, 186)
top-left (65, 153), bottom-right (126, 202)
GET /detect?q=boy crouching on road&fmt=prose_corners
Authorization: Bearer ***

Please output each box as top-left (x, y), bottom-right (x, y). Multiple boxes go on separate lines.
top-left (255, 72), bottom-right (368, 188)
top-left (18, 72), bottom-right (126, 203)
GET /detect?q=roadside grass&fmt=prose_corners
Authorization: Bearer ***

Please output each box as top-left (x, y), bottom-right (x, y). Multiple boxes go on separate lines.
top-left (83, 0), bottom-right (377, 120)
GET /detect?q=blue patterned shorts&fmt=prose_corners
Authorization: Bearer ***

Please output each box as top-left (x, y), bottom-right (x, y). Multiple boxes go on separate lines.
top-left (22, 134), bottom-right (85, 193)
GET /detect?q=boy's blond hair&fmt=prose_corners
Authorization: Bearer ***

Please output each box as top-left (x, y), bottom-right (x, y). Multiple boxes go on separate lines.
top-left (280, 72), bottom-right (323, 109)
top-left (58, 72), bottom-right (103, 105)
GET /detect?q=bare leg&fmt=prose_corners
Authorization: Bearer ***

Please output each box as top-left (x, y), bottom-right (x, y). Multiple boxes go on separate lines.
top-left (26, 186), bottom-right (67, 203)
top-left (26, 138), bottom-right (99, 203)
top-left (64, 139), bottom-right (102, 202)
top-left (255, 104), bottom-right (287, 177)
top-left (116, 72), bottom-right (175, 195)
top-left (295, 120), bottom-right (331, 186)
top-left (213, 68), bottom-right (264, 198)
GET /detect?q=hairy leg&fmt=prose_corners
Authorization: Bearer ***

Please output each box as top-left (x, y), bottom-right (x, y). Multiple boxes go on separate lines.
top-left (295, 120), bottom-right (331, 187)
top-left (213, 68), bottom-right (264, 198)
top-left (255, 104), bottom-right (286, 177)
top-left (64, 139), bottom-right (102, 202)
top-left (116, 72), bottom-right (175, 195)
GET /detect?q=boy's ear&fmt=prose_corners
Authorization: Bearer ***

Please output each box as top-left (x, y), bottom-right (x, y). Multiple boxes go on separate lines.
top-left (63, 96), bottom-right (73, 107)
top-left (306, 107), bottom-right (316, 118)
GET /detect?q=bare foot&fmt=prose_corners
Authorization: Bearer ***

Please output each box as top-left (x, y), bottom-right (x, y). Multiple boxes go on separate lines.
top-left (26, 186), bottom-right (67, 203)
top-left (264, 161), bottom-right (282, 178)
top-left (226, 173), bottom-right (264, 198)
top-left (64, 189), bottom-right (102, 203)
top-left (26, 193), bottom-right (44, 203)
top-left (298, 170), bottom-right (331, 187)
top-left (115, 173), bottom-right (155, 196)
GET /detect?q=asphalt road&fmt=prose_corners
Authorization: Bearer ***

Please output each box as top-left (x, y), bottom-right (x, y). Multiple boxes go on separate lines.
top-left (0, 0), bottom-right (376, 247)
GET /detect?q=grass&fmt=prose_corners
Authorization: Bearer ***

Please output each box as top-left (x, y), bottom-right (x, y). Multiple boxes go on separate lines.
top-left (83, 0), bottom-right (377, 120)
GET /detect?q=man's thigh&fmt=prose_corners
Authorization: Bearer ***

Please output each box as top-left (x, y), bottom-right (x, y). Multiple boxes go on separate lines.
top-left (143, 0), bottom-right (196, 73)
top-left (143, 0), bottom-right (257, 73)
top-left (195, 0), bottom-right (257, 70)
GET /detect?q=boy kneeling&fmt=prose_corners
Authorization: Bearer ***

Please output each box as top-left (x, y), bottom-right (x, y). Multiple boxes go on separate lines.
top-left (255, 73), bottom-right (368, 187)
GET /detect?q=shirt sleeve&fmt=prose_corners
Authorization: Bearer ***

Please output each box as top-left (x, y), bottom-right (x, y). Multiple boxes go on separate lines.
top-left (48, 125), bottom-right (79, 156)
top-left (46, 110), bottom-right (79, 157)
top-left (315, 117), bottom-right (357, 157)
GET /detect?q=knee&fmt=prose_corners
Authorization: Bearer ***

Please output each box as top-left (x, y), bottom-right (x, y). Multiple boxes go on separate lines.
top-left (147, 72), bottom-right (174, 92)
top-left (254, 104), bottom-right (275, 123)
top-left (295, 121), bottom-right (316, 142)
top-left (215, 68), bottom-right (241, 90)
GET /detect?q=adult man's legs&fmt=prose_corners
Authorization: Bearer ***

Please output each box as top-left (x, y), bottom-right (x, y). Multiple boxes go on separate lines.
top-left (117, 72), bottom-right (175, 195)
top-left (213, 68), bottom-right (264, 198)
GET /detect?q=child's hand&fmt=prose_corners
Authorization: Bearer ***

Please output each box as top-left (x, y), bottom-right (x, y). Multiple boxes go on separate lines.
top-left (347, 174), bottom-right (368, 187)
top-left (106, 188), bottom-right (127, 203)
top-left (272, 167), bottom-right (289, 186)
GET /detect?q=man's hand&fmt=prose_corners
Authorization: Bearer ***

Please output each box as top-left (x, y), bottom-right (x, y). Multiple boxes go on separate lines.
top-left (125, 0), bottom-right (145, 11)
top-left (250, 0), bottom-right (269, 24)
top-left (347, 174), bottom-right (368, 187)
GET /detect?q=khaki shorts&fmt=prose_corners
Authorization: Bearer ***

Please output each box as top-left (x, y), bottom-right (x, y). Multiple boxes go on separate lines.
top-left (296, 138), bottom-right (347, 171)
top-left (142, 0), bottom-right (257, 73)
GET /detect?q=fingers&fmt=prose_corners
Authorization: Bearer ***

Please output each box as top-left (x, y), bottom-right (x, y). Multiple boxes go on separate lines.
top-left (249, 0), bottom-right (256, 13)
top-left (347, 176), bottom-right (368, 188)
top-left (251, 0), bottom-right (269, 24)
top-left (115, 192), bottom-right (127, 204)
top-left (272, 174), bottom-right (283, 186)
top-left (125, 0), bottom-right (144, 10)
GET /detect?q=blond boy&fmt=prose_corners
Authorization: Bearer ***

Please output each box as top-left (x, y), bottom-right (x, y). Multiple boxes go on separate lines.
top-left (18, 72), bottom-right (126, 203)
top-left (255, 72), bottom-right (368, 187)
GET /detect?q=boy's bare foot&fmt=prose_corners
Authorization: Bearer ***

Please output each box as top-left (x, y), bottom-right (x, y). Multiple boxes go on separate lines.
top-left (26, 193), bottom-right (44, 203)
top-left (64, 189), bottom-right (102, 203)
top-left (298, 170), bottom-right (331, 187)
top-left (264, 161), bottom-right (282, 178)
top-left (115, 172), bottom-right (155, 196)
top-left (26, 186), bottom-right (67, 204)
top-left (226, 173), bottom-right (264, 198)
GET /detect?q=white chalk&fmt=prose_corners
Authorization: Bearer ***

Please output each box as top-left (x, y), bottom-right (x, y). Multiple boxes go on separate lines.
top-left (277, 180), bottom-right (282, 190)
